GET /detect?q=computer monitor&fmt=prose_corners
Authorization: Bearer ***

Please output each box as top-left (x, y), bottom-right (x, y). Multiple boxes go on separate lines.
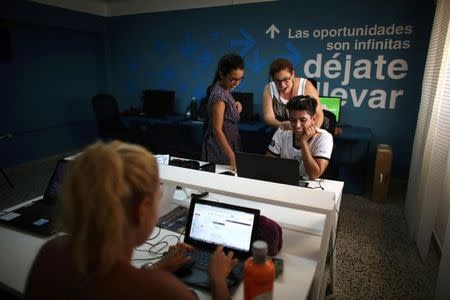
top-left (142, 90), bottom-right (175, 117)
top-left (231, 92), bottom-right (253, 122)
top-left (319, 96), bottom-right (342, 123)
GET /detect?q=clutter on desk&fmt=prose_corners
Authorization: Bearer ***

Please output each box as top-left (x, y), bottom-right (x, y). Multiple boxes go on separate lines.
top-left (256, 216), bottom-right (283, 256)
top-left (156, 206), bottom-right (188, 234)
top-left (155, 154), bottom-right (170, 165)
top-left (169, 158), bottom-right (200, 170)
top-left (121, 106), bottom-right (142, 116)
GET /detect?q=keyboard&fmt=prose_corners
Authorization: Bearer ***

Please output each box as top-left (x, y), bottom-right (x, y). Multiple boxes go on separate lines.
top-left (187, 250), bottom-right (245, 280)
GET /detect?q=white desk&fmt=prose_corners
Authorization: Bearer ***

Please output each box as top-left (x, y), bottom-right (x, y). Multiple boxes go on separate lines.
top-left (158, 163), bottom-right (343, 299)
top-left (0, 196), bottom-right (50, 295)
top-left (0, 163), bottom-right (343, 300)
top-left (131, 228), bottom-right (318, 300)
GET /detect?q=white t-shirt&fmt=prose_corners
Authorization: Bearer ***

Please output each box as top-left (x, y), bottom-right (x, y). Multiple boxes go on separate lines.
top-left (268, 128), bottom-right (333, 177)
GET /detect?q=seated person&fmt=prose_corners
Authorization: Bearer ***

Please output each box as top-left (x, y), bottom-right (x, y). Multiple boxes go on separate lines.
top-left (266, 95), bottom-right (333, 180)
top-left (25, 141), bottom-right (238, 300)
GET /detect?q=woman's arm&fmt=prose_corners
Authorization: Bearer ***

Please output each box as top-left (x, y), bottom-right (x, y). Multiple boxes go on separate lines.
top-left (262, 84), bottom-right (283, 128)
top-left (300, 145), bottom-right (329, 180)
top-left (211, 101), bottom-right (237, 171)
top-left (304, 80), bottom-right (324, 128)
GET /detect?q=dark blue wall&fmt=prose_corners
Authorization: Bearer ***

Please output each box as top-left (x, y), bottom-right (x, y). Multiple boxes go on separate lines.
top-left (1, 0), bottom-right (435, 177)
top-left (1, 1), bottom-right (106, 167)
top-left (107, 0), bottom-right (434, 177)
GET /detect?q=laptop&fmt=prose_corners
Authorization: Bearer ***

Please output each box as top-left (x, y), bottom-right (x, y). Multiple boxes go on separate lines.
top-left (0, 159), bottom-right (68, 236)
top-left (236, 151), bottom-right (308, 187)
top-left (178, 197), bottom-right (260, 293)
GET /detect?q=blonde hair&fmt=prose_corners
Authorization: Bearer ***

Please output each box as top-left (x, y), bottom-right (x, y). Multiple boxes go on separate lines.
top-left (61, 141), bottom-right (159, 275)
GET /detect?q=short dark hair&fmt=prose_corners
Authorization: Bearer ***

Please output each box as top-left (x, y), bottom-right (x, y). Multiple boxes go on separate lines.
top-left (285, 95), bottom-right (318, 117)
top-left (269, 58), bottom-right (294, 77)
top-left (212, 53), bottom-right (244, 84)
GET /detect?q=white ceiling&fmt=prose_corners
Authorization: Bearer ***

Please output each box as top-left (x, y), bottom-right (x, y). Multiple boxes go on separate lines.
top-left (30, 0), bottom-right (277, 16)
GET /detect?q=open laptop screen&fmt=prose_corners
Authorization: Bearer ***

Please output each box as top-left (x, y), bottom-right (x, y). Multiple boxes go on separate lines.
top-left (42, 159), bottom-right (68, 205)
top-left (184, 198), bottom-right (259, 257)
top-left (236, 152), bottom-right (300, 186)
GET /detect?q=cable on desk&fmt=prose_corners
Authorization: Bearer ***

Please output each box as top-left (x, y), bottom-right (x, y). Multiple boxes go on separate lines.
top-left (135, 231), bottom-right (182, 257)
top-left (306, 178), bottom-right (325, 190)
top-left (148, 227), bottom-right (162, 240)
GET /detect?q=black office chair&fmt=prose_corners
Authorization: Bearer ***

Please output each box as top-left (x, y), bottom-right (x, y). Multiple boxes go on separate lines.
top-left (320, 110), bottom-right (338, 179)
top-left (91, 94), bottom-right (131, 141)
top-left (321, 109), bottom-right (337, 136)
top-left (0, 133), bottom-right (14, 188)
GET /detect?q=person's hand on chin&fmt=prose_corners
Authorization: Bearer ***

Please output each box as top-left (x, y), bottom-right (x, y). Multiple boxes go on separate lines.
top-left (301, 125), bottom-right (316, 142)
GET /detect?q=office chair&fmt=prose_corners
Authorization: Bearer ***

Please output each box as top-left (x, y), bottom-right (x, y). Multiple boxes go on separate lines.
top-left (321, 109), bottom-right (337, 136)
top-left (91, 94), bottom-right (131, 141)
top-left (320, 110), bottom-right (338, 179)
top-left (0, 133), bottom-right (14, 188)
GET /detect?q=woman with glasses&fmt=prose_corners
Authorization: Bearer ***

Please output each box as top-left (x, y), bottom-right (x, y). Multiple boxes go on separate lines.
top-left (202, 53), bottom-right (244, 171)
top-left (262, 58), bottom-right (323, 130)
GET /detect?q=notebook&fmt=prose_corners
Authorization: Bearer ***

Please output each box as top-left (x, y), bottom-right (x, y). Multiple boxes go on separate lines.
top-left (236, 151), bottom-right (308, 187)
top-left (0, 159), bottom-right (68, 236)
top-left (178, 197), bottom-right (260, 293)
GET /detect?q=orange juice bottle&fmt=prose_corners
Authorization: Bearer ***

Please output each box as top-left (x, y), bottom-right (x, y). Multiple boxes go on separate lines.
top-left (244, 241), bottom-right (275, 300)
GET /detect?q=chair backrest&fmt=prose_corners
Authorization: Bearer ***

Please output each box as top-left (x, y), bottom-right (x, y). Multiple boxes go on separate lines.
top-left (321, 109), bottom-right (336, 136)
top-left (91, 94), bottom-right (123, 137)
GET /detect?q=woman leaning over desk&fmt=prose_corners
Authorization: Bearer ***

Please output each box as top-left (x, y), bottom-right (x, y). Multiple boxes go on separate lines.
top-left (201, 53), bottom-right (245, 171)
top-left (262, 58), bottom-right (323, 130)
top-left (25, 141), bottom-right (238, 300)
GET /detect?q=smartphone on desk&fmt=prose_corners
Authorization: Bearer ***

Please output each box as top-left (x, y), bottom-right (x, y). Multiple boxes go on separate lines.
top-left (219, 171), bottom-right (236, 176)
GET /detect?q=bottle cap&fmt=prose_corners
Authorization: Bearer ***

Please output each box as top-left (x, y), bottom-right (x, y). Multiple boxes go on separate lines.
top-left (252, 240), bottom-right (268, 258)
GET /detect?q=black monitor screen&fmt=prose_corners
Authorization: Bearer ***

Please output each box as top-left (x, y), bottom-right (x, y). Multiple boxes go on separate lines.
top-left (319, 96), bottom-right (342, 123)
top-left (43, 160), bottom-right (68, 205)
top-left (0, 19), bottom-right (12, 61)
top-left (231, 92), bottom-right (253, 122)
top-left (142, 90), bottom-right (175, 117)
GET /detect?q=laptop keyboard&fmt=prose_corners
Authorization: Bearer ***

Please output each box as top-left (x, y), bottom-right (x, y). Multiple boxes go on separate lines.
top-left (187, 250), bottom-right (244, 279)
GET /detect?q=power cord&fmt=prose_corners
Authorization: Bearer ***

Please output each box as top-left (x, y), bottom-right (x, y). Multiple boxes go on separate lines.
top-left (132, 229), bottom-right (182, 262)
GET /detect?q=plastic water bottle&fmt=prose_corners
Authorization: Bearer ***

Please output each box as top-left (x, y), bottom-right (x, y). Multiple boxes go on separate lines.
top-left (190, 97), bottom-right (198, 121)
top-left (244, 240), bottom-right (275, 300)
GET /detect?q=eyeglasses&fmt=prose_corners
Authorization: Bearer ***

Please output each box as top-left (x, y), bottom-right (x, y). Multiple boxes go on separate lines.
top-left (225, 76), bottom-right (244, 84)
top-left (273, 74), bottom-right (293, 85)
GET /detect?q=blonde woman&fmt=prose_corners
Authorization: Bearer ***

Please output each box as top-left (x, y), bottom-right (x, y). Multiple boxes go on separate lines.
top-left (25, 141), bottom-right (237, 300)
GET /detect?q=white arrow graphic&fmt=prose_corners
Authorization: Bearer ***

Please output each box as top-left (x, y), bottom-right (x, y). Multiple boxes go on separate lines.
top-left (265, 24), bottom-right (280, 39)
